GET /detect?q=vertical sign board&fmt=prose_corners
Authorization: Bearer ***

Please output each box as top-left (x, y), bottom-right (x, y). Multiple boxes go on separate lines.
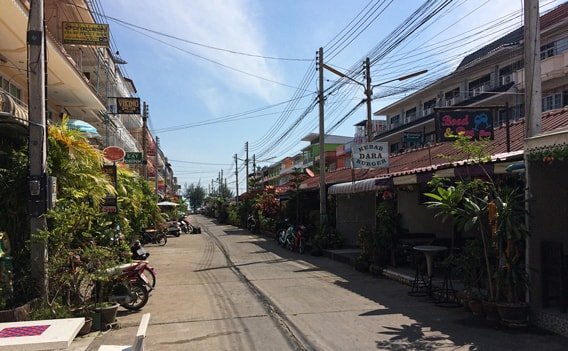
top-left (436, 110), bottom-right (494, 141)
top-left (352, 142), bottom-right (389, 168)
top-left (102, 165), bottom-right (118, 213)
top-left (116, 98), bottom-right (141, 114)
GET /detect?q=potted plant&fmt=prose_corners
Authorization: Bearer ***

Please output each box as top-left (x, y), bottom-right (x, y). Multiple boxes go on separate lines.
top-left (493, 187), bottom-right (530, 326)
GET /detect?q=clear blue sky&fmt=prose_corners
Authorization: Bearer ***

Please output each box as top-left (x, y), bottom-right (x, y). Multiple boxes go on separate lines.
top-left (99, 0), bottom-right (564, 194)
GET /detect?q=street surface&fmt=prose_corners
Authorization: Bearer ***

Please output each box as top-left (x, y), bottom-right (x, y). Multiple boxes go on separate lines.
top-left (85, 215), bottom-right (567, 350)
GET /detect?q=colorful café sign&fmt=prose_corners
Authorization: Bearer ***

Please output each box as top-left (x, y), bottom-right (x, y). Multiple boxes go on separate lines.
top-left (436, 110), bottom-right (494, 141)
top-left (352, 142), bottom-right (389, 168)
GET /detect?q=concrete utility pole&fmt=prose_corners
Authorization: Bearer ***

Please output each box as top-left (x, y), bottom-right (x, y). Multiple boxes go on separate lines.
top-left (142, 102), bottom-right (148, 180)
top-left (245, 142), bottom-right (249, 193)
top-left (364, 58), bottom-right (373, 142)
top-left (28, 0), bottom-right (48, 297)
top-left (524, 0), bottom-right (541, 137)
top-left (234, 154), bottom-right (239, 203)
top-left (318, 47), bottom-right (326, 227)
top-left (155, 136), bottom-right (159, 197)
top-left (252, 154), bottom-right (256, 190)
top-left (27, 0), bottom-right (48, 297)
top-left (523, 0), bottom-right (542, 304)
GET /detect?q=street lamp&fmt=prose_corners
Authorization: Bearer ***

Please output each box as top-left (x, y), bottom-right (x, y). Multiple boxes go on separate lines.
top-left (323, 59), bottom-right (427, 142)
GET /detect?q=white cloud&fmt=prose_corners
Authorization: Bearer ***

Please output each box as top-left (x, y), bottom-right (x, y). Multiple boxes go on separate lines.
top-left (125, 0), bottom-right (284, 106)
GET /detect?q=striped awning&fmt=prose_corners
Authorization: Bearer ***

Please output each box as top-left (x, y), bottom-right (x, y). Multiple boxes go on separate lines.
top-left (0, 91), bottom-right (28, 135)
top-left (328, 177), bottom-right (391, 195)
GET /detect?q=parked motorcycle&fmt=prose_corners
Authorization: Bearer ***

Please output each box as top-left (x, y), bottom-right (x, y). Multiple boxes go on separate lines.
top-left (247, 214), bottom-right (258, 233)
top-left (165, 221), bottom-right (182, 237)
top-left (95, 261), bottom-right (151, 310)
top-left (140, 229), bottom-right (167, 246)
top-left (131, 240), bottom-right (150, 260)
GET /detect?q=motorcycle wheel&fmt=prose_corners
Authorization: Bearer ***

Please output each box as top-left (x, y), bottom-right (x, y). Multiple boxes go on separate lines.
top-left (156, 233), bottom-right (167, 246)
top-left (174, 232), bottom-right (181, 237)
top-left (120, 282), bottom-right (149, 311)
top-left (141, 267), bottom-right (156, 289)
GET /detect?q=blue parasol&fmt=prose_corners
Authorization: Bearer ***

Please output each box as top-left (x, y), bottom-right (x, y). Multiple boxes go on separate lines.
top-left (66, 119), bottom-right (100, 138)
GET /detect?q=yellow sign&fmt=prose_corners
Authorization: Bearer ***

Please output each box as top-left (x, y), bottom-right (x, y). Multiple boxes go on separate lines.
top-left (62, 22), bottom-right (109, 46)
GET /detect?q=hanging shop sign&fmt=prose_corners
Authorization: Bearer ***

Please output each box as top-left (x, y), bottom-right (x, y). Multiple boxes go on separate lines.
top-left (103, 146), bottom-right (126, 162)
top-left (124, 152), bottom-right (143, 164)
top-left (352, 142), bottom-right (389, 168)
top-left (116, 97), bottom-right (141, 114)
top-left (436, 110), bottom-right (494, 141)
top-left (403, 132), bottom-right (422, 143)
top-left (62, 22), bottom-right (109, 46)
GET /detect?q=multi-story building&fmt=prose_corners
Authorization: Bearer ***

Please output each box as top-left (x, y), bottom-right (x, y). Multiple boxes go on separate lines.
top-left (0, 0), bottom-right (172, 197)
top-left (374, 3), bottom-right (568, 153)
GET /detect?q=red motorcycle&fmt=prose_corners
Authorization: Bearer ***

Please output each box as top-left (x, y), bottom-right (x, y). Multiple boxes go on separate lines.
top-left (96, 261), bottom-right (152, 310)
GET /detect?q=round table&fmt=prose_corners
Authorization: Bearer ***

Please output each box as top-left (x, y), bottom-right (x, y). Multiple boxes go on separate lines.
top-left (413, 245), bottom-right (448, 296)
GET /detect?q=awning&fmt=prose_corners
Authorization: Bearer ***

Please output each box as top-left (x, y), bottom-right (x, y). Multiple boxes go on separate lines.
top-left (0, 91), bottom-right (28, 135)
top-left (328, 177), bottom-right (391, 195)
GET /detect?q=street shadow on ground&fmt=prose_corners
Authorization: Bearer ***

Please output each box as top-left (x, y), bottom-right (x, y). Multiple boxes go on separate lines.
top-left (221, 227), bottom-right (567, 350)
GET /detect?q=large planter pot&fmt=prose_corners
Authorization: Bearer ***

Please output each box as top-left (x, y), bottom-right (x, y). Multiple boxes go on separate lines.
top-left (468, 300), bottom-right (484, 316)
top-left (496, 302), bottom-right (529, 327)
top-left (78, 317), bottom-right (93, 336)
top-left (95, 303), bottom-right (119, 327)
top-left (0, 302), bottom-right (32, 322)
top-left (482, 300), bottom-right (500, 323)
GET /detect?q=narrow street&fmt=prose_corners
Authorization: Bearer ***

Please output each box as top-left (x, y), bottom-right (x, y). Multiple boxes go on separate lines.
top-left (85, 216), bottom-right (567, 350)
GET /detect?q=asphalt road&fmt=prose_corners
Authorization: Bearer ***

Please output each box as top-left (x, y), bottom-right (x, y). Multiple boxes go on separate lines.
top-left (82, 215), bottom-right (568, 350)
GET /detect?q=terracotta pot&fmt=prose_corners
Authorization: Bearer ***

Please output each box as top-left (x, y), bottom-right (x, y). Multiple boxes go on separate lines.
top-left (78, 317), bottom-right (93, 336)
top-left (482, 300), bottom-right (500, 322)
top-left (468, 300), bottom-right (484, 316)
top-left (496, 302), bottom-right (529, 327)
top-left (0, 302), bottom-right (32, 322)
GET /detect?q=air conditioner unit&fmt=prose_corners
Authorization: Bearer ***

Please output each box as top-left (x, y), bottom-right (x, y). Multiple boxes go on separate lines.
top-left (500, 74), bottom-right (512, 85)
top-left (445, 98), bottom-right (454, 106)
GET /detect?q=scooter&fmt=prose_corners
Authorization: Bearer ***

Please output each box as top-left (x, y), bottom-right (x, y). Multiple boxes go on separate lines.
top-left (140, 229), bottom-right (167, 246)
top-left (131, 240), bottom-right (150, 260)
top-left (247, 214), bottom-right (258, 233)
top-left (95, 261), bottom-right (152, 310)
top-left (165, 221), bottom-right (182, 237)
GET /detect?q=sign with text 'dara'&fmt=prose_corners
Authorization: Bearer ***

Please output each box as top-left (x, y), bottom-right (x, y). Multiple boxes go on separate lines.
top-left (352, 142), bottom-right (389, 169)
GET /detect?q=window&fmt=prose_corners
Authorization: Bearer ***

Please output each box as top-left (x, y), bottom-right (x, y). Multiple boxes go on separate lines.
top-left (390, 142), bottom-right (400, 154)
top-left (0, 75), bottom-right (22, 101)
top-left (540, 42), bottom-right (555, 60)
top-left (542, 93), bottom-right (562, 111)
top-left (390, 114), bottom-right (400, 126)
top-left (405, 108), bottom-right (416, 123)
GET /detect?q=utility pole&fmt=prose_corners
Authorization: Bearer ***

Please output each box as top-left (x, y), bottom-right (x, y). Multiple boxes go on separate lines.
top-left (364, 58), bottom-right (373, 142)
top-left (523, 0), bottom-right (542, 304)
top-left (524, 0), bottom-right (541, 137)
top-left (234, 154), bottom-right (239, 203)
top-left (28, 0), bottom-right (48, 297)
top-left (155, 136), bottom-right (159, 198)
top-left (317, 47), bottom-right (326, 227)
top-left (245, 142), bottom-right (249, 193)
top-left (252, 154), bottom-right (256, 190)
top-left (142, 102), bottom-right (148, 180)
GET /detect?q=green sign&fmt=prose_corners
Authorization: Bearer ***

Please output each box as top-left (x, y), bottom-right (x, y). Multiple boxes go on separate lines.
top-left (124, 152), bottom-right (143, 164)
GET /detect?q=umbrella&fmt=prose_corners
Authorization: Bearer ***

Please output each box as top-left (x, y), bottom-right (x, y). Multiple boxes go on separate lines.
top-left (67, 119), bottom-right (100, 138)
top-left (157, 201), bottom-right (178, 207)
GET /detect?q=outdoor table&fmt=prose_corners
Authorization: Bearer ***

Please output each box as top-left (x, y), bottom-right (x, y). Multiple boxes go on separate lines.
top-left (0, 317), bottom-right (84, 350)
top-left (413, 245), bottom-right (448, 297)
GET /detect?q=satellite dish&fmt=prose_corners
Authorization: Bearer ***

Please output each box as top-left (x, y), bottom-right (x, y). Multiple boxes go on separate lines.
top-left (305, 168), bottom-right (315, 177)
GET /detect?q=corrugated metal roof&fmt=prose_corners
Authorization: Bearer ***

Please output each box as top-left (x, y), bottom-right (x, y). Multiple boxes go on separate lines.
top-left (299, 107), bottom-right (568, 191)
